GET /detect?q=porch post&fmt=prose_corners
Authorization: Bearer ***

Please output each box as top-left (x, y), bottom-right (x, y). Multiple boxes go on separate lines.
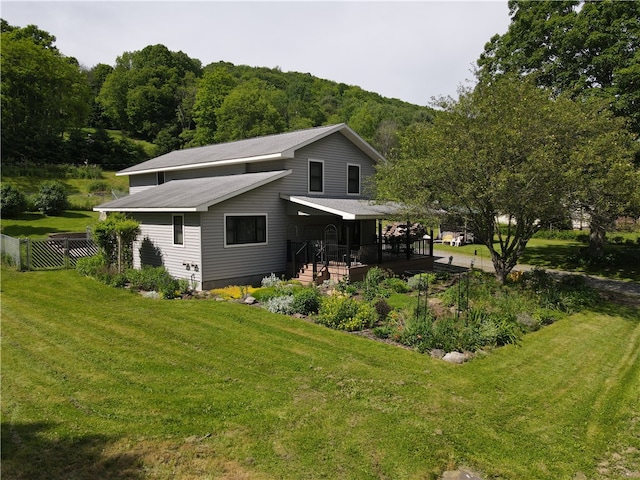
top-left (430, 229), bottom-right (434, 256)
top-left (406, 219), bottom-right (411, 260)
top-left (377, 220), bottom-right (382, 264)
top-left (346, 222), bottom-right (351, 268)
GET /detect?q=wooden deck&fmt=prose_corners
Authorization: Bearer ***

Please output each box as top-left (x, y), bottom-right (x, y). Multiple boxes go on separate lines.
top-left (292, 255), bottom-right (435, 285)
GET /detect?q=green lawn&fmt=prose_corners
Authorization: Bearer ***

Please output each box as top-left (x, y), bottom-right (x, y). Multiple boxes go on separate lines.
top-left (2, 267), bottom-right (638, 479)
top-left (0, 211), bottom-right (100, 239)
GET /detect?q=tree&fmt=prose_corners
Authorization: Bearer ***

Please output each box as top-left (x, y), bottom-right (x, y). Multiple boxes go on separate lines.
top-left (34, 181), bottom-right (68, 215)
top-left (97, 44), bottom-right (202, 145)
top-left (214, 78), bottom-right (287, 142)
top-left (1, 21), bottom-right (91, 162)
top-left (191, 65), bottom-right (238, 145)
top-left (478, 0), bottom-right (640, 135)
top-left (92, 213), bottom-right (140, 273)
top-left (568, 103), bottom-right (640, 258)
top-left (0, 184), bottom-right (27, 218)
top-left (376, 75), bottom-right (636, 282)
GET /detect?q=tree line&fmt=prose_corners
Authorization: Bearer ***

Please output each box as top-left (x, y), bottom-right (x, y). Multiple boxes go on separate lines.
top-left (1, 19), bottom-right (434, 168)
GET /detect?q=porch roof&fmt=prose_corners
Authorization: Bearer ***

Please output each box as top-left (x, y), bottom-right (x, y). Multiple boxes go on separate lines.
top-left (94, 170), bottom-right (291, 212)
top-left (280, 195), bottom-right (404, 220)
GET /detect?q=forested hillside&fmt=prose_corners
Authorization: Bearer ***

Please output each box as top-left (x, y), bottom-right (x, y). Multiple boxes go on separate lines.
top-left (1, 20), bottom-right (435, 169)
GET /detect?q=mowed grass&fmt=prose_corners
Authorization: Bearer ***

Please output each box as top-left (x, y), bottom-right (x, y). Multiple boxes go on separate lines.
top-left (2, 267), bottom-right (639, 479)
top-left (0, 211), bottom-right (100, 239)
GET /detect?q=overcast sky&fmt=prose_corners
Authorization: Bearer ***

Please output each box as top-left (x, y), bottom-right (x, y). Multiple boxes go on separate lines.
top-left (2, 1), bottom-right (511, 106)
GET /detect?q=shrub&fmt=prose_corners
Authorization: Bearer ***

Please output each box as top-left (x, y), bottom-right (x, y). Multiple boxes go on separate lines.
top-left (363, 267), bottom-right (392, 301)
top-left (261, 273), bottom-right (282, 288)
top-left (265, 295), bottom-right (296, 315)
top-left (34, 180), bottom-right (68, 215)
top-left (383, 276), bottom-right (410, 293)
top-left (92, 213), bottom-right (140, 272)
top-left (374, 299), bottom-right (392, 321)
top-left (400, 313), bottom-right (435, 352)
top-left (76, 254), bottom-right (107, 277)
top-left (291, 287), bottom-right (322, 315)
top-left (126, 266), bottom-right (172, 291)
top-left (0, 184), bottom-right (27, 218)
top-left (317, 296), bottom-right (376, 331)
top-left (407, 273), bottom-right (435, 291)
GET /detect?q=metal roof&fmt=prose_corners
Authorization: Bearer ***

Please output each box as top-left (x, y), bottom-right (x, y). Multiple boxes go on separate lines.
top-left (95, 170), bottom-right (291, 212)
top-left (281, 195), bottom-right (405, 220)
top-left (118, 124), bottom-right (384, 176)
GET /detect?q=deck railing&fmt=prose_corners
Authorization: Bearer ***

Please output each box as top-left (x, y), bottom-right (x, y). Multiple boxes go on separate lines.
top-left (288, 237), bottom-right (432, 271)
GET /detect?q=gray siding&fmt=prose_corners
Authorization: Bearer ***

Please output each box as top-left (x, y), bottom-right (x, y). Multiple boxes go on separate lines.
top-left (282, 132), bottom-right (377, 197)
top-left (132, 212), bottom-right (202, 290)
top-left (200, 178), bottom-right (289, 288)
top-left (129, 173), bottom-right (158, 194)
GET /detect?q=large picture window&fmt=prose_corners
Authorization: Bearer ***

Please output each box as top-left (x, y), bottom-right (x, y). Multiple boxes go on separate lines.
top-left (309, 160), bottom-right (324, 193)
top-left (173, 214), bottom-right (184, 245)
top-left (347, 164), bottom-right (360, 194)
top-left (225, 215), bottom-right (267, 246)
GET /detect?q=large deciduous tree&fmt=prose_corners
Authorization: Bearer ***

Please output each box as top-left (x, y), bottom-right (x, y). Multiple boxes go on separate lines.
top-left (478, 0), bottom-right (640, 136)
top-left (97, 44), bottom-right (202, 148)
top-left (1, 21), bottom-right (90, 162)
top-left (213, 78), bottom-right (287, 142)
top-left (376, 75), bottom-right (637, 282)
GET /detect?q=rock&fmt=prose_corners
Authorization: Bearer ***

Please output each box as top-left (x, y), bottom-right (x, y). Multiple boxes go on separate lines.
top-left (442, 351), bottom-right (466, 364)
top-left (430, 349), bottom-right (446, 359)
top-left (442, 469), bottom-right (484, 480)
top-left (140, 290), bottom-right (160, 299)
top-left (243, 296), bottom-right (257, 304)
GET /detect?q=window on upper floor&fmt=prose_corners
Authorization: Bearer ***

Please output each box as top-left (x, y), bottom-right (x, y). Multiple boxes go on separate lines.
top-left (308, 160), bottom-right (324, 194)
top-left (347, 164), bottom-right (360, 195)
top-left (225, 214), bottom-right (267, 246)
top-left (173, 214), bottom-right (184, 246)
top-left (157, 171), bottom-right (165, 185)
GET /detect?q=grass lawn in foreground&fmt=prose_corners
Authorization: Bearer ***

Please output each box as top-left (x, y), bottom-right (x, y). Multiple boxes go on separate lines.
top-left (2, 267), bottom-right (638, 479)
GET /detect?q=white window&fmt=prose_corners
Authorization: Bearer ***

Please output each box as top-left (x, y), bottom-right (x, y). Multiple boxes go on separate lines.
top-left (173, 214), bottom-right (184, 246)
top-left (347, 164), bottom-right (360, 195)
top-left (308, 159), bottom-right (324, 194)
top-left (225, 214), bottom-right (267, 247)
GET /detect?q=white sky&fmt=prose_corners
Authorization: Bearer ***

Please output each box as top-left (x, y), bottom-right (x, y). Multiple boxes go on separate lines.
top-left (1, 1), bottom-right (511, 106)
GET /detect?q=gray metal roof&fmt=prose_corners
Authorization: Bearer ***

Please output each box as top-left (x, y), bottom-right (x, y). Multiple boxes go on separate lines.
top-left (281, 195), bottom-right (405, 220)
top-left (95, 170), bottom-right (291, 212)
top-left (118, 123), bottom-right (384, 176)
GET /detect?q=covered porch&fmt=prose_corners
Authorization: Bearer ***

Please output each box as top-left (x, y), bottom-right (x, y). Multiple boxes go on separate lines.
top-left (281, 195), bottom-right (434, 284)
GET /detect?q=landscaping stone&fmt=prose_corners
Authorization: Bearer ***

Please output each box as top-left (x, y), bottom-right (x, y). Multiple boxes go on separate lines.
top-left (243, 296), bottom-right (257, 305)
top-left (442, 468), bottom-right (483, 480)
top-left (442, 351), bottom-right (466, 364)
top-left (430, 349), bottom-right (446, 359)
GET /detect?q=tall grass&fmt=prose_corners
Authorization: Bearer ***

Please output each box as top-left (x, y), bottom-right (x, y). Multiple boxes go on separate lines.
top-left (2, 267), bottom-right (638, 479)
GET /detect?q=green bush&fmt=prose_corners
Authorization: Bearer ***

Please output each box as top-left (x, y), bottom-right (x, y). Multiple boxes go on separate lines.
top-left (33, 180), bottom-right (68, 215)
top-left (126, 266), bottom-right (172, 291)
top-left (76, 254), bottom-right (107, 277)
top-left (407, 273), bottom-right (435, 291)
top-left (383, 276), bottom-right (410, 293)
top-left (362, 267), bottom-right (391, 301)
top-left (0, 184), bottom-right (27, 218)
top-left (291, 287), bottom-right (322, 315)
top-left (317, 296), bottom-right (376, 331)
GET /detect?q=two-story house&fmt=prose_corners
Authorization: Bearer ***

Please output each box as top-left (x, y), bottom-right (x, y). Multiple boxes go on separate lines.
top-left (95, 124), bottom-right (433, 290)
